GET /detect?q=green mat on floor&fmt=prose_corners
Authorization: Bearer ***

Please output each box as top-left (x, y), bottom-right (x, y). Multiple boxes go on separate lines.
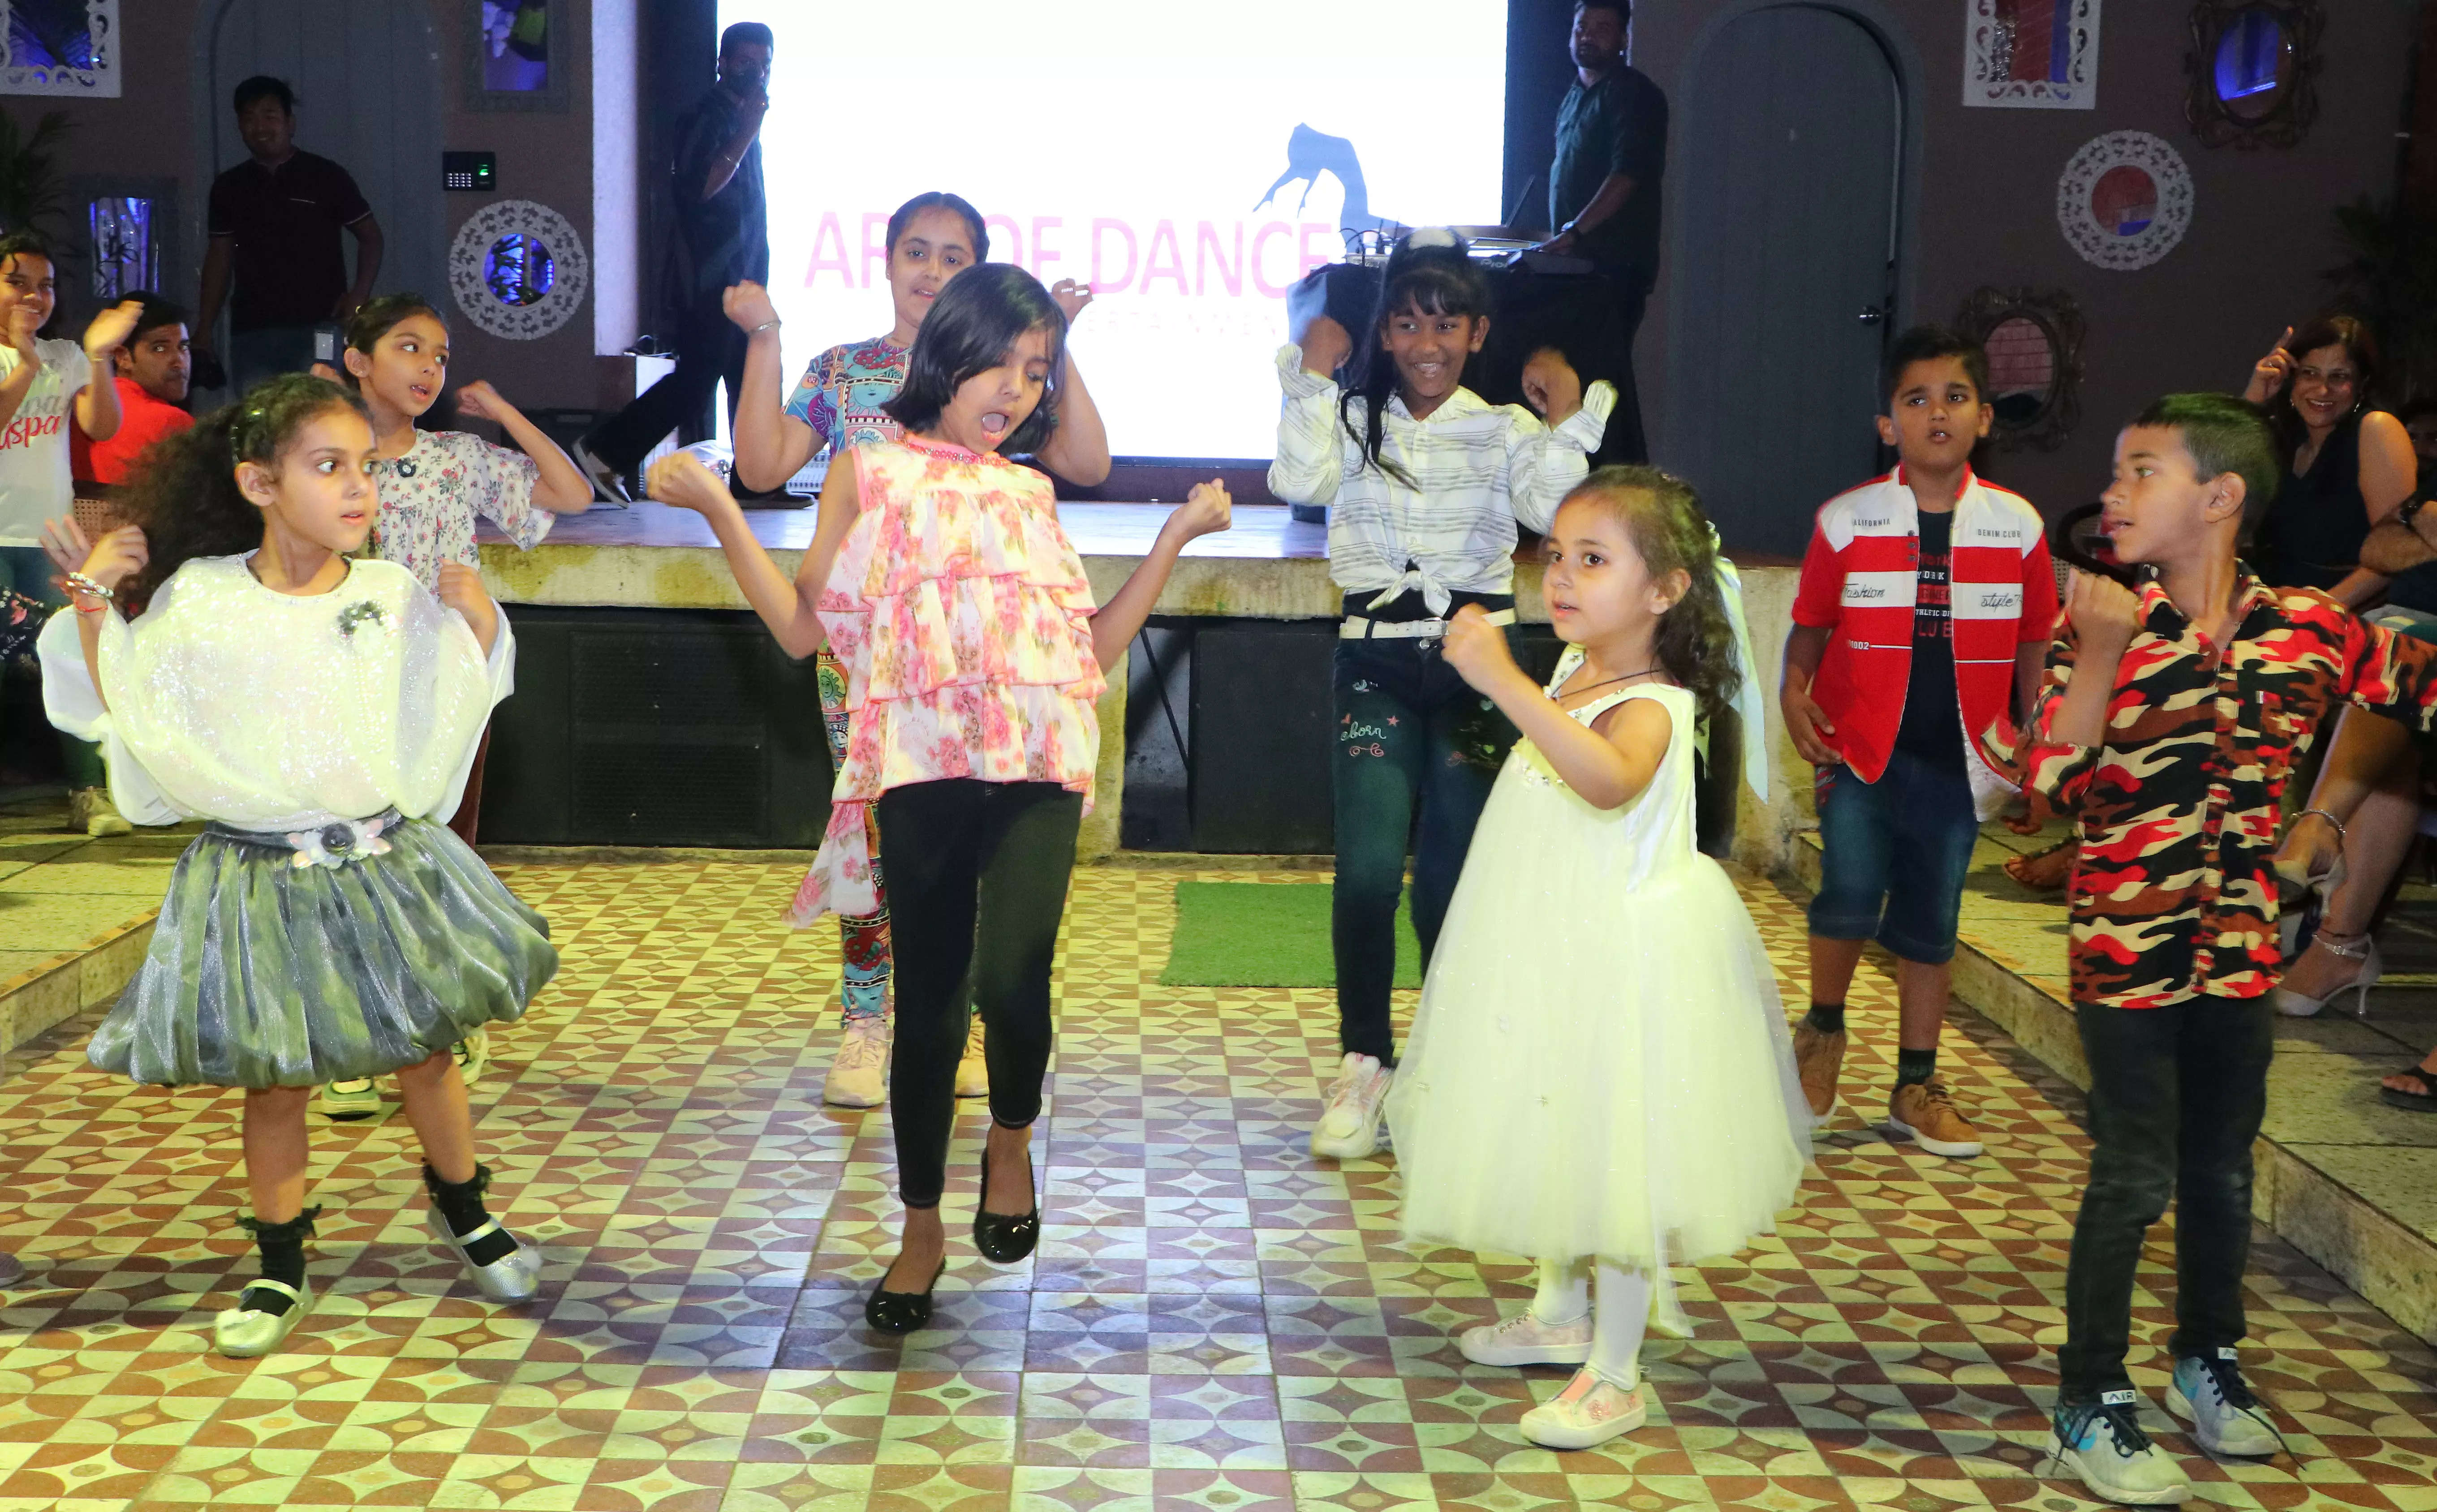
top-left (1159, 881), bottom-right (1421, 988)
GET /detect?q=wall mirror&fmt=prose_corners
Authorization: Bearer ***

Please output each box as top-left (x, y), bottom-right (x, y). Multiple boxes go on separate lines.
top-left (2186, 0), bottom-right (2321, 148)
top-left (1955, 286), bottom-right (2087, 452)
top-left (0, 1), bottom-right (118, 96)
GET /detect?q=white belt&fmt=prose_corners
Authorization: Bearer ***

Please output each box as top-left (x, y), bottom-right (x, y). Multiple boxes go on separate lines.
top-left (1340, 607), bottom-right (1516, 639)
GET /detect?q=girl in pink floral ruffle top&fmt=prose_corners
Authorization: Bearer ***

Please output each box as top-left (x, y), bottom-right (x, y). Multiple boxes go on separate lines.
top-left (650, 262), bottom-right (1231, 1334)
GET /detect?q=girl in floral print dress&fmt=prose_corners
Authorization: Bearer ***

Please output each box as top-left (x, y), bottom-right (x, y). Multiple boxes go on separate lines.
top-left (649, 263), bottom-right (1229, 1335)
top-left (720, 191), bottom-right (1111, 1112)
top-left (316, 294), bottom-right (592, 1118)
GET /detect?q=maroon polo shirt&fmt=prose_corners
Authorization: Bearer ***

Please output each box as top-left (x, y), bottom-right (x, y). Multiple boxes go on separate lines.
top-left (207, 150), bottom-right (373, 331)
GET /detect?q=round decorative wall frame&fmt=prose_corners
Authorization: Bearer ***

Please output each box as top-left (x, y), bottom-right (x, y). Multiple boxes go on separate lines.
top-left (448, 199), bottom-right (589, 340)
top-left (2055, 131), bottom-right (2194, 271)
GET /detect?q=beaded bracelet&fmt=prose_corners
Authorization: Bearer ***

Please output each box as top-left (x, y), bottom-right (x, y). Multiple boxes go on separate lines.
top-left (2299, 806), bottom-right (2347, 845)
top-left (63, 571), bottom-right (113, 602)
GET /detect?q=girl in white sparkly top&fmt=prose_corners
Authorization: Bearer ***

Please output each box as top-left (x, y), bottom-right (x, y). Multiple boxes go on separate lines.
top-left (36, 374), bottom-right (559, 1359)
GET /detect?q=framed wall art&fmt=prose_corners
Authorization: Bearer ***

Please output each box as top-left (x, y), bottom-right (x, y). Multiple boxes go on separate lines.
top-left (1965, 0), bottom-right (2100, 109)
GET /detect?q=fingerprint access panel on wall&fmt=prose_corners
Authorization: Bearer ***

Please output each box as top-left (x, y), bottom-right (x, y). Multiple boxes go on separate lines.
top-left (444, 152), bottom-right (498, 192)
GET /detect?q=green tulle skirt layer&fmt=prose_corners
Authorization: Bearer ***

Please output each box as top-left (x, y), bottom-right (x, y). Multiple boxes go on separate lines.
top-left (87, 817), bottom-right (557, 1089)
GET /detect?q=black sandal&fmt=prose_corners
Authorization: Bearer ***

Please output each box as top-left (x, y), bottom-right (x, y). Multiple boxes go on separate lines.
top-left (2004, 838), bottom-right (2076, 893)
top-left (2380, 1064), bottom-right (2437, 1112)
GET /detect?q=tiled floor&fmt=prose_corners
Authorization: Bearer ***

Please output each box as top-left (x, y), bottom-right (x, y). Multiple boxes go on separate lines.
top-left (2, 857), bottom-right (2434, 1511)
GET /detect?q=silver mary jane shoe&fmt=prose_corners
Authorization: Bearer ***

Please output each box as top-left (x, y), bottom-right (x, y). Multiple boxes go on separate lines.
top-left (427, 1207), bottom-right (540, 1303)
top-left (214, 1278), bottom-right (313, 1357)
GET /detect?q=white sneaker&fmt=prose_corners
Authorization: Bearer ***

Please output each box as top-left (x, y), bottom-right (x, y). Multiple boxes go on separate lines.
top-left (453, 1029), bottom-right (490, 1088)
top-left (955, 1015), bottom-right (990, 1098)
top-left (1310, 1052), bottom-right (1392, 1160)
top-left (69, 786), bottom-right (131, 837)
top-left (823, 1017), bottom-right (890, 1108)
top-left (1519, 1367), bottom-right (1648, 1450)
top-left (1459, 1309), bottom-right (1593, 1368)
top-left (2050, 1392), bottom-right (2192, 1504)
top-left (318, 1078), bottom-right (380, 1120)
top-left (2166, 1350), bottom-right (2282, 1458)
top-left (572, 438), bottom-right (632, 504)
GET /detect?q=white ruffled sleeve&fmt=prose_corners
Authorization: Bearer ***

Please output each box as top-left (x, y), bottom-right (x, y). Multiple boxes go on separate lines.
top-left (36, 605), bottom-right (186, 825)
top-left (423, 595), bottom-right (518, 826)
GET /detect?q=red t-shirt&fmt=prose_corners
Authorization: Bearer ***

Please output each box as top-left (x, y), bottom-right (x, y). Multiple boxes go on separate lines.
top-left (72, 376), bottom-right (194, 485)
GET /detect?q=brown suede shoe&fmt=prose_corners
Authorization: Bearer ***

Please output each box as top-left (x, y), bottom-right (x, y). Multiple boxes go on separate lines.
top-left (1791, 1022), bottom-right (1846, 1117)
top-left (1888, 1081), bottom-right (1985, 1158)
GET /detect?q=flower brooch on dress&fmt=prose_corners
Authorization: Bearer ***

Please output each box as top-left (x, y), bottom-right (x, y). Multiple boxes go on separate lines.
top-left (283, 816), bottom-right (395, 869)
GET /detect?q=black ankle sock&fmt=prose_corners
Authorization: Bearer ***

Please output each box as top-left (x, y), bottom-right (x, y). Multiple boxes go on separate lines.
top-left (1806, 1002), bottom-right (1846, 1035)
top-left (1896, 1048), bottom-right (1938, 1088)
top-left (237, 1206), bottom-right (320, 1315)
top-left (424, 1163), bottom-right (517, 1267)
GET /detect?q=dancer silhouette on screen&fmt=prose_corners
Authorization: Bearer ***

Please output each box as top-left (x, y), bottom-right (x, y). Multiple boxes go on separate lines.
top-left (1255, 124), bottom-right (1394, 235)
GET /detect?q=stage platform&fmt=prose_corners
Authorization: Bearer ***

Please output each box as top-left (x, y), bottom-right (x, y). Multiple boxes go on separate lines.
top-left (487, 501), bottom-right (1466, 622)
top-left (476, 503), bottom-right (1808, 868)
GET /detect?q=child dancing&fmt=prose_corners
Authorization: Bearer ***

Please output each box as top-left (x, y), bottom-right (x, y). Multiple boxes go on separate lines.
top-left (1267, 229), bottom-right (1611, 1160)
top-left (650, 263), bottom-right (1228, 1333)
top-left (1388, 468), bottom-right (1809, 1449)
top-left (37, 374), bottom-right (558, 1357)
top-left (2012, 395), bottom-right (2437, 1503)
top-left (719, 191), bottom-right (1110, 1108)
top-left (307, 293), bottom-right (589, 1117)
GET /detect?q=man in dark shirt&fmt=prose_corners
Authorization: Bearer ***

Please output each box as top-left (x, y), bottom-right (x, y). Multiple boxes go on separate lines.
top-left (1541, 0), bottom-right (1667, 462)
top-left (197, 76), bottom-right (383, 395)
top-left (578, 22), bottom-right (774, 500)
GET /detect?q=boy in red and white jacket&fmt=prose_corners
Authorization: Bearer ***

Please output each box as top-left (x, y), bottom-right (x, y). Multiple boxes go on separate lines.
top-left (1780, 326), bottom-right (2056, 1157)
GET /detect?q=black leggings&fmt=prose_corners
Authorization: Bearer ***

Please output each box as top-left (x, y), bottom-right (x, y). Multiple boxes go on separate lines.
top-left (876, 779), bottom-right (1083, 1209)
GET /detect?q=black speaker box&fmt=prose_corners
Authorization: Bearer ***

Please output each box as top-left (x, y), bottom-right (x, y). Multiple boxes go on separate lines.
top-left (480, 606), bottom-right (830, 847)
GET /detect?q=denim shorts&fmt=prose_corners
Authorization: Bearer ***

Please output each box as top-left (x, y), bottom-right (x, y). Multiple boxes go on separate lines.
top-left (1808, 747), bottom-right (1981, 965)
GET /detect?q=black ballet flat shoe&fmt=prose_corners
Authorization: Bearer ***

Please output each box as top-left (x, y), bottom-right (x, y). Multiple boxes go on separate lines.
top-left (973, 1152), bottom-right (1042, 1265)
top-left (864, 1258), bottom-right (947, 1335)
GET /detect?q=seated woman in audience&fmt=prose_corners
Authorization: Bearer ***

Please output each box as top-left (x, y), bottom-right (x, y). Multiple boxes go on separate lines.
top-left (2244, 317), bottom-right (2413, 602)
top-left (2275, 502), bottom-right (2437, 1035)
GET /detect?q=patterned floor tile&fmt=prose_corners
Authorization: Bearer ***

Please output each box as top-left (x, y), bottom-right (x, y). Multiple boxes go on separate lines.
top-left (0, 859), bottom-right (2430, 1508)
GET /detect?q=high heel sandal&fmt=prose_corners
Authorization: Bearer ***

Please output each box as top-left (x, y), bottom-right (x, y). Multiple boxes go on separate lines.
top-left (2273, 929), bottom-right (2380, 1018)
top-left (865, 1256), bottom-right (948, 1334)
top-left (973, 1130), bottom-right (1041, 1265)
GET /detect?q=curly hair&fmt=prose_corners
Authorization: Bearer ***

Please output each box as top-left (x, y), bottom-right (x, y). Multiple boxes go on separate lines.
top-left (115, 373), bottom-right (368, 615)
top-left (1558, 465), bottom-right (1743, 724)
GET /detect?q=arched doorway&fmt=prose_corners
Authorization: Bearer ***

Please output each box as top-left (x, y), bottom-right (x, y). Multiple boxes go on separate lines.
top-left (1663, 4), bottom-right (1907, 556)
top-left (191, 0), bottom-right (445, 386)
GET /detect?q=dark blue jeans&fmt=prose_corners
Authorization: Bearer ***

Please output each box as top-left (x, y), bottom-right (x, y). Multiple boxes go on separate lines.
top-left (1331, 631), bottom-right (1516, 1063)
top-left (2060, 996), bottom-right (2275, 1403)
top-left (1808, 748), bottom-right (1980, 965)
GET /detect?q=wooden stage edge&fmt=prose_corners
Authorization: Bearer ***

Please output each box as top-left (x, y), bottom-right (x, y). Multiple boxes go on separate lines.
top-left (476, 499), bottom-right (1797, 621)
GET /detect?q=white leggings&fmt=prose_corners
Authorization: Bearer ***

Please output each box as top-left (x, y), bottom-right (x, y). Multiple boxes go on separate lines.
top-left (1530, 1256), bottom-right (1650, 1389)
